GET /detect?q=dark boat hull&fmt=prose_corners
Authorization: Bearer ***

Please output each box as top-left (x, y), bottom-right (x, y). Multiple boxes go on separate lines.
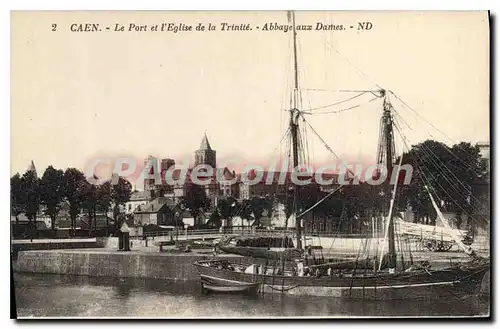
top-left (200, 275), bottom-right (260, 294)
top-left (194, 260), bottom-right (489, 300)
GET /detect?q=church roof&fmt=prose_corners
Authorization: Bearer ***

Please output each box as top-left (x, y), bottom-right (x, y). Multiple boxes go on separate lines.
top-left (199, 133), bottom-right (212, 151)
top-left (27, 160), bottom-right (37, 178)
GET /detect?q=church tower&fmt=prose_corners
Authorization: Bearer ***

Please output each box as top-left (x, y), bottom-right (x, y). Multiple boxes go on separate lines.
top-left (27, 160), bottom-right (37, 178)
top-left (195, 133), bottom-right (216, 168)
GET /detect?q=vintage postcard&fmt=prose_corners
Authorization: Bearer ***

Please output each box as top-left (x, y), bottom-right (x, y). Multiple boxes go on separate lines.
top-left (10, 11), bottom-right (490, 319)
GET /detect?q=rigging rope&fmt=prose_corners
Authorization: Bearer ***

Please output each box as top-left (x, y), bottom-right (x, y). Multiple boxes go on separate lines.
top-left (392, 115), bottom-right (489, 225)
top-left (415, 141), bottom-right (487, 214)
top-left (390, 90), bottom-right (485, 175)
top-left (300, 115), bottom-right (357, 178)
top-left (324, 39), bottom-right (382, 90)
top-left (295, 184), bottom-right (345, 220)
top-left (392, 118), bottom-right (489, 228)
top-left (326, 203), bottom-right (348, 254)
top-left (425, 185), bottom-right (476, 256)
top-left (305, 91), bottom-right (369, 112)
top-left (303, 95), bottom-right (381, 115)
top-left (303, 88), bottom-right (380, 93)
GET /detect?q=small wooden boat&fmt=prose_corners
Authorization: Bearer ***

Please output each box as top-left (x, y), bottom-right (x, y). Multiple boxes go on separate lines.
top-left (200, 272), bottom-right (259, 294)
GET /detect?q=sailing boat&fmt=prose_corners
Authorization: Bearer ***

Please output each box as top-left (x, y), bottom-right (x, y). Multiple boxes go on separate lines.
top-left (193, 11), bottom-right (489, 299)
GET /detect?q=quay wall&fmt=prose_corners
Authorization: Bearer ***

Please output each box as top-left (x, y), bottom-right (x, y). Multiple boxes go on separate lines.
top-left (11, 239), bottom-right (99, 260)
top-left (14, 250), bottom-right (251, 281)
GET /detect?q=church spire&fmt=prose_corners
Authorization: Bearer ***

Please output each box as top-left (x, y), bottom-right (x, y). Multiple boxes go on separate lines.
top-left (27, 160), bottom-right (37, 178)
top-left (200, 133), bottom-right (212, 151)
top-left (195, 132), bottom-right (216, 168)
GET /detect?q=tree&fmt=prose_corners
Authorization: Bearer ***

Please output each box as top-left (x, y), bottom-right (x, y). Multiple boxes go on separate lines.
top-left (238, 199), bottom-right (254, 227)
top-left (97, 181), bottom-right (113, 235)
top-left (216, 197), bottom-right (239, 219)
top-left (62, 168), bottom-right (85, 236)
top-left (109, 176), bottom-right (132, 232)
top-left (11, 173), bottom-right (24, 226)
top-left (207, 210), bottom-right (222, 228)
top-left (249, 196), bottom-right (274, 227)
top-left (449, 142), bottom-right (484, 231)
top-left (21, 169), bottom-right (40, 239)
top-left (77, 178), bottom-right (98, 235)
top-left (40, 166), bottom-right (64, 235)
top-left (179, 183), bottom-right (211, 226)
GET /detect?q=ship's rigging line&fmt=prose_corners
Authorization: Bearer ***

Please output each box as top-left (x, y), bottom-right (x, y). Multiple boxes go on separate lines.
top-left (292, 13), bottom-right (486, 242)
top-left (323, 38), bottom-right (383, 90)
top-left (287, 92), bottom-right (487, 236)
top-left (325, 204), bottom-right (349, 254)
top-left (302, 94), bottom-right (381, 115)
top-left (287, 114), bottom-right (360, 220)
top-left (300, 115), bottom-right (357, 178)
top-left (392, 117), bottom-right (489, 227)
top-left (389, 90), bottom-right (483, 175)
top-left (391, 109), bottom-right (490, 224)
top-left (392, 117), bottom-right (474, 220)
top-left (320, 34), bottom-right (484, 200)
top-left (382, 97), bottom-right (487, 220)
top-left (425, 184), bottom-right (476, 256)
top-left (229, 126), bottom-right (291, 224)
top-left (392, 102), bottom-right (485, 179)
top-left (417, 160), bottom-right (479, 252)
top-left (300, 26), bottom-right (383, 114)
top-left (412, 141), bottom-right (488, 220)
top-left (304, 90), bottom-right (369, 112)
top-left (295, 184), bottom-right (345, 220)
top-left (303, 88), bottom-right (381, 93)
top-left (391, 107), bottom-right (484, 202)
top-left (381, 113), bottom-right (486, 261)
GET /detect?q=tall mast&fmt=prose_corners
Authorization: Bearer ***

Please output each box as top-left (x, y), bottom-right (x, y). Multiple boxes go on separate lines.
top-left (382, 93), bottom-right (397, 269)
top-left (290, 11), bottom-right (302, 249)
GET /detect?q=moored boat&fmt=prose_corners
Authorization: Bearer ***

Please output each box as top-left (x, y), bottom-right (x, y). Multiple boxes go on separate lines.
top-left (194, 11), bottom-right (490, 300)
top-left (194, 258), bottom-right (489, 300)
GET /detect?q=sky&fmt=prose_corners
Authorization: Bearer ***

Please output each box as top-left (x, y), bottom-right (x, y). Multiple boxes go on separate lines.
top-left (11, 11), bottom-right (490, 183)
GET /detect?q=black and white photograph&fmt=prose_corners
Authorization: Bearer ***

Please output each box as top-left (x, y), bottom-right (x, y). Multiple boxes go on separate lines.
top-left (10, 10), bottom-right (491, 319)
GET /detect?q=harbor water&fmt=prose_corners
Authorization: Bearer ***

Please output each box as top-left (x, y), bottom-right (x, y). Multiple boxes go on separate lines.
top-left (13, 273), bottom-right (490, 318)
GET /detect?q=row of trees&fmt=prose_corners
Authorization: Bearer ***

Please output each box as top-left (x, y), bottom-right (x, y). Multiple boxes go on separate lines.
top-left (11, 140), bottom-right (486, 236)
top-left (177, 181), bottom-right (375, 231)
top-left (11, 166), bottom-right (132, 237)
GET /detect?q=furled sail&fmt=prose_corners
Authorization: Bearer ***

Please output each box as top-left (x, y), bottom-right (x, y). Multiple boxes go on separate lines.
top-left (425, 186), bottom-right (476, 257)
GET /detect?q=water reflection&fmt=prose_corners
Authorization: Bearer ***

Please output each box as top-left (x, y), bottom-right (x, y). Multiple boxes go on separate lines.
top-left (14, 273), bottom-right (489, 318)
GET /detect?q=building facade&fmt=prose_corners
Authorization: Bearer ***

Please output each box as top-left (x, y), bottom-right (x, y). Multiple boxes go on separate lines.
top-left (140, 134), bottom-right (239, 212)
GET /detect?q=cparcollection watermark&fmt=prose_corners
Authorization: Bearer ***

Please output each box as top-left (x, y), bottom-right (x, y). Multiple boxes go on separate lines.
top-left (84, 156), bottom-right (414, 187)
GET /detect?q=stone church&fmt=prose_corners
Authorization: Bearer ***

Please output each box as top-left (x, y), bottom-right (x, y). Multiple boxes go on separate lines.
top-left (142, 133), bottom-right (238, 209)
